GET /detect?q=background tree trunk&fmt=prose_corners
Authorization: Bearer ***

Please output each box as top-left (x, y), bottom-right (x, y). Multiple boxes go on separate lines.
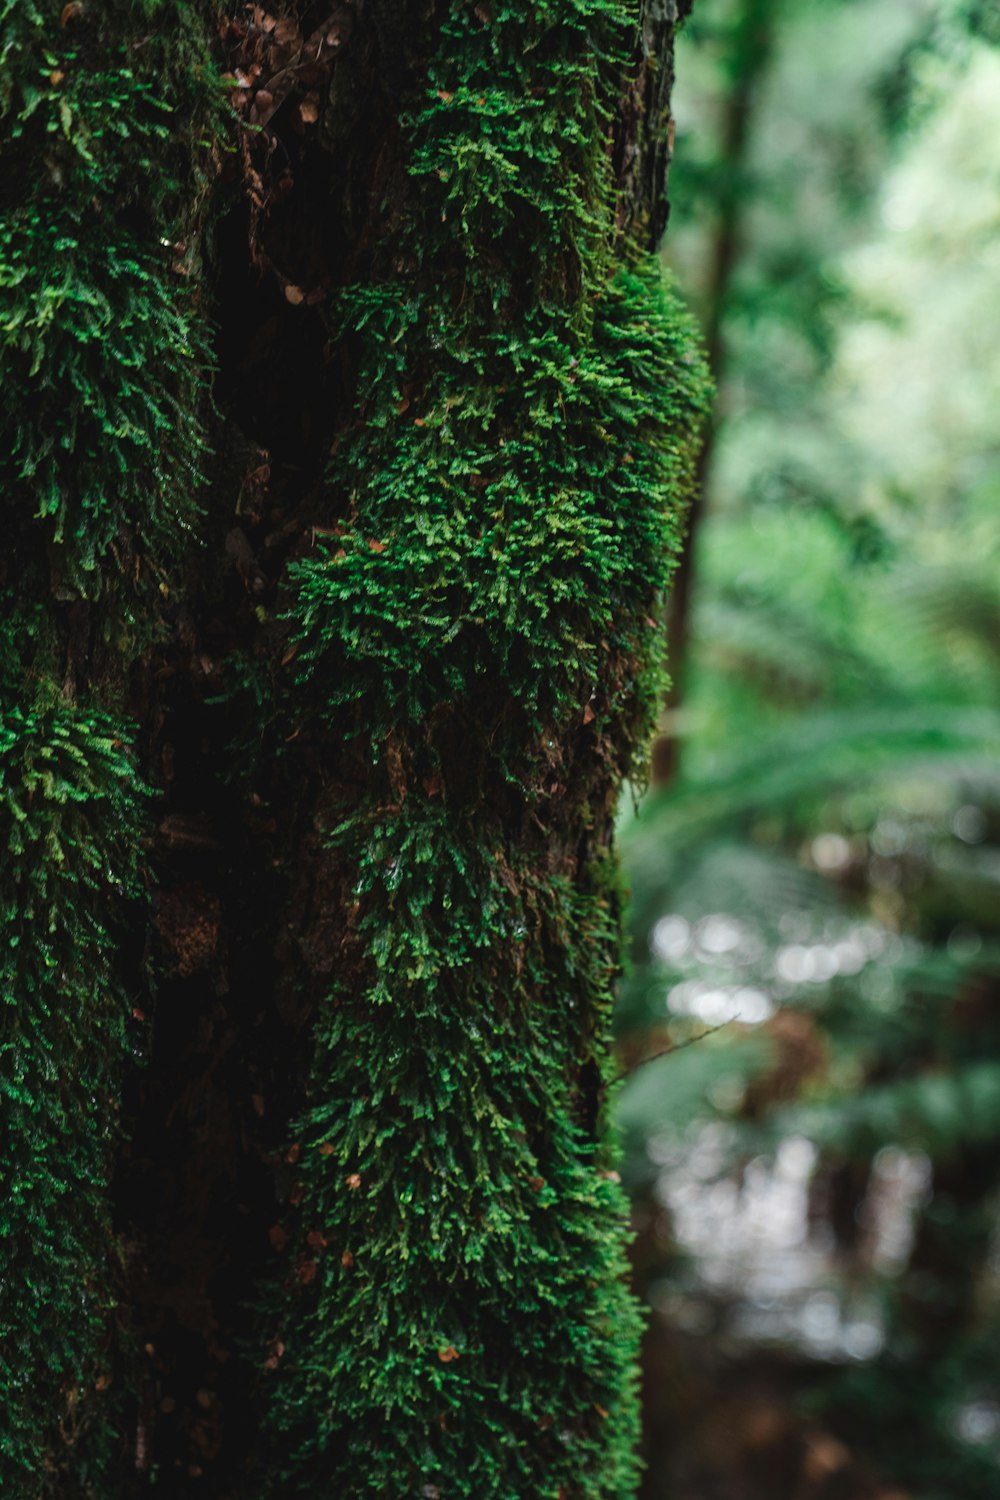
top-left (651, 0), bottom-right (775, 786)
top-left (0, 2), bottom-right (707, 1494)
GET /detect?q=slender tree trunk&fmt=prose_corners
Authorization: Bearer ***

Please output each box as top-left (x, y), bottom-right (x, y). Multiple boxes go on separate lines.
top-left (1, 3), bottom-right (707, 1494)
top-left (651, 0), bottom-right (774, 785)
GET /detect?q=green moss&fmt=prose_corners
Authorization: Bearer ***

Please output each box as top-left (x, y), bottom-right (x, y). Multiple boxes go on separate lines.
top-left (0, 0), bottom-right (708, 1489)
top-left (0, 1), bottom-right (217, 599)
top-left (0, 704), bottom-right (145, 1494)
top-left (263, 3), bottom-right (710, 1494)
top-left (269, 267), bottom-right (707, 1496)
top-left (0, 3), bottom-right (220, 1486)
top-left (291, 264), bottom-right (707, 761)
top-left (263, 803), bottom-right (647, 1497)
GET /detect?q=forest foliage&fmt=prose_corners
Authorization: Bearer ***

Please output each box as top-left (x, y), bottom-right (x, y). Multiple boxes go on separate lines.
top-left (618, 3), bottom-right (1000, 1497)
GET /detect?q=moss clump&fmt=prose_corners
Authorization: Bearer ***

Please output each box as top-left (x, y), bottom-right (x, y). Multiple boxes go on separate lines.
top-left (0, 0), bottom-right (216, 600)
top-left (0, 704), bottom-right (145, 1494)
top-left (291, 264), bottom-right (706, 755)
top-left (265, 819), bottom-right (646, 1497)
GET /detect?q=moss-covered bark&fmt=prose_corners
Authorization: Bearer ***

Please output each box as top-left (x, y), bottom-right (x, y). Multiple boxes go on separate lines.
top-left (1, 1), bottom-right (707, 1493)
top-left (0, 2), bottom-right (216, 1490)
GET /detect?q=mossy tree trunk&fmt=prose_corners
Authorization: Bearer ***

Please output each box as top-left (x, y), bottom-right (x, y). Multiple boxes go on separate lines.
top-left (0, 1), bottom-right (707, 1495)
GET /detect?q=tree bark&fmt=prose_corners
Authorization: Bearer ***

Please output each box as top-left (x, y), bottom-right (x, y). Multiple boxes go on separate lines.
top-left (0, 2), bottom-right (707, 1494)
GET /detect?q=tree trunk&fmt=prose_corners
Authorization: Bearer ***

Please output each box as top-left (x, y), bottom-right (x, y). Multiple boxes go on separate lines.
top-left (651, 0), bottom-right (775, 785)
top-left (0, 2), bottom-right (707, 1494)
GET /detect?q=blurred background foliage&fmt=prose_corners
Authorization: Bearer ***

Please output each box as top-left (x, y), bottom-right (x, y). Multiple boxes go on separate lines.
top-left (615, 2), bottom-right (1000, 1496)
